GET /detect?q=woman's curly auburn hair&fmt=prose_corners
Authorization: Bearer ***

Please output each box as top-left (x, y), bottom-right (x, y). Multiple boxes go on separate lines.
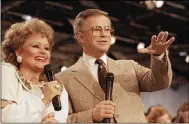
top-left (1, 18), bottom-right (54, 68)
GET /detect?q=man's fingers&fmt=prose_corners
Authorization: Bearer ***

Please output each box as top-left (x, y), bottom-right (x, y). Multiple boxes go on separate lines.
top-left (137, 48), bottom-right (150, 54)
top-left (100, 100), bottom-right (116, 107)
top-left (104, 109), bottom-right (114, 114)
top-left (137, 32), bottom-right (174, 55)
top-left (104, 105), bottom-right (115, 111)
top-left (151, 35), bottom-right (157, 46)
top-left (103, 113), bottom-right (114, 119)
top-left (165, 37), bottom-right (175, 46)
top-left (157, 32), bottom-right (164, 42)
top-left (161, 31), bottom-right (168, 42)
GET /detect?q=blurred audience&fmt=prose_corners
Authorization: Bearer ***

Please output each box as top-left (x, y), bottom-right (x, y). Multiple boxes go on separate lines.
top-left (145, 105), bottom-right (171, 123)
top-left (172, 101), bottom-right (189, 123)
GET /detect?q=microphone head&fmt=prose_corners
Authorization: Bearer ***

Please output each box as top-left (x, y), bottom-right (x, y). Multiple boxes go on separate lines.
top-left (44, 64), bottom-right (55, 81)
top-left (105, 72), bottom-right (114, 81)
top-left (44, 64), bottom-right (62, 111)
top-left (44, 64), bottom-right (54, 72)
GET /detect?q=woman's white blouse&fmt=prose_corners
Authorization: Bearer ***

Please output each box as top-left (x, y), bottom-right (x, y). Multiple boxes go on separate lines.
top-left (2, 62), bottom-right (68, 123)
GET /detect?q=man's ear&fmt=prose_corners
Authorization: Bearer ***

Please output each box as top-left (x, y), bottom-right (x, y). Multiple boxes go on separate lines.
top-left (76, 32), bottom-right (84, 46)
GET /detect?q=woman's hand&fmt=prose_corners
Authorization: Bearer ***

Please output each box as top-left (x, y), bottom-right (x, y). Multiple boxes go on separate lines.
top-left (42, 80), bottom-right (62, 103)
top-left (1, 99), bottom-right (16, 109)
top-left (41, 112), bottom-right (58, 123)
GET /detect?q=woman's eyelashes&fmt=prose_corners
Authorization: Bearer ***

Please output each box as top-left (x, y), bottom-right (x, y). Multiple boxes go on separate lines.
top-left (32, 45), bottom-right (50, 51)
top-left (44, 47), bottom-right (50, 51)
top-left (32, 45), bottom-right (39, 48)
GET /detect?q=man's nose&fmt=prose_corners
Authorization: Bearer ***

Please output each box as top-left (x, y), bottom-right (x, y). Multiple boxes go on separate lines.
top-left (100, 29), bottom-right (106, 37)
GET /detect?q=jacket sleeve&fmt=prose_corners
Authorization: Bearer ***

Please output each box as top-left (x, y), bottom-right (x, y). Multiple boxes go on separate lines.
top-left (130, 51), bottom-right (172, 92)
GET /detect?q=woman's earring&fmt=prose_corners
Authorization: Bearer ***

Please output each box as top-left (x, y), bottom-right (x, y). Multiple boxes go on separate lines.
top-left (17, 55), bottom-right (22, 63)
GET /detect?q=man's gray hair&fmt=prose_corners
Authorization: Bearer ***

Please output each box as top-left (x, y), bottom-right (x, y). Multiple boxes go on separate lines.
top-left (73, 9), bottom-right (110, 37)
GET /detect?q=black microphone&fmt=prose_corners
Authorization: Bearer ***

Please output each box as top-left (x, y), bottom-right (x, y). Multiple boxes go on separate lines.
top-left (103, 72), bottom-right (114, 123)
top-left (44, 64), bottom-right (62, 111)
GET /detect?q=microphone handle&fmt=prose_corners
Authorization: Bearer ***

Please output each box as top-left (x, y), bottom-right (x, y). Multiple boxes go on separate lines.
top-left (52, 95), bottom-right (62, 111)
top-left (105, 81), bottom-right (113, 101)
top-left (103, 81), bottom-right (113, 123)
top-left (103, 118), bottom-right (111, 123)
top-left (46, 72), bottom-right (62, 111)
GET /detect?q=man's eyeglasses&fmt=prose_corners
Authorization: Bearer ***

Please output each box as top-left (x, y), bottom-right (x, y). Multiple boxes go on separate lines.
top-left (80, 26), bottom-right (114, 37)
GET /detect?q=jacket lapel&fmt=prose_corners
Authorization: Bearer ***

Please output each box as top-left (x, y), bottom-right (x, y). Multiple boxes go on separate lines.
top-left (72, 58), bottom-right (104, 101)
top-left (71, 57), bottom-right (122, 102)
top-left (107, 57), bottom-right (121, 102)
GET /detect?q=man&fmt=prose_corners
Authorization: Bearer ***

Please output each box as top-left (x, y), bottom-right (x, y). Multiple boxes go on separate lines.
top-left (55, 9), bottom-right (175, 123)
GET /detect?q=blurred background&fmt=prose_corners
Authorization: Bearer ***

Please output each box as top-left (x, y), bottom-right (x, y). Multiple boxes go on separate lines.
top-left (1, 0), bottom-right (188, 117)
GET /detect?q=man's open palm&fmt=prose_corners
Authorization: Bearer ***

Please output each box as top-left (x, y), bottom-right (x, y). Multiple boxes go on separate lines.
top-left (138, 31), bottom-right (175, 55)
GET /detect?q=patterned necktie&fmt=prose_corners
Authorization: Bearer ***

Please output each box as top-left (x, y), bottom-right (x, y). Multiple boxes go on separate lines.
top-left (95, 59), bottom-right (107, 92)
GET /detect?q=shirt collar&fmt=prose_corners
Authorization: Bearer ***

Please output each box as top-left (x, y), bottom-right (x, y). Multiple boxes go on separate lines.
top-left (83, 52), bottom-right (107, 66)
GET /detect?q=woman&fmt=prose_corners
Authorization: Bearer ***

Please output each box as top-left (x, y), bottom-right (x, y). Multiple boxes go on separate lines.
top-left (145, 105), bottom-right (172, 123)
top-left (1, 18), bottom-right (68, 123)
top-left (173, 101), bottom-right (189, 123)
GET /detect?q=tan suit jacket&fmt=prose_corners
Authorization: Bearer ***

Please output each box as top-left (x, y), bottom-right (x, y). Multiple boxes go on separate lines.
top-left (55, 53), bottom-right (172, 123)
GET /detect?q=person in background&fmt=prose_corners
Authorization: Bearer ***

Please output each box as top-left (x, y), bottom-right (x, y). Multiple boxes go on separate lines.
top-left (1, 18), bottom-right (68, 123)
top-left (55, 9), bottom-right (175, 123)
top-left (172, 101), bottom-right (189, 123)
top-left (145, 105), bottom-right (172, 123)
